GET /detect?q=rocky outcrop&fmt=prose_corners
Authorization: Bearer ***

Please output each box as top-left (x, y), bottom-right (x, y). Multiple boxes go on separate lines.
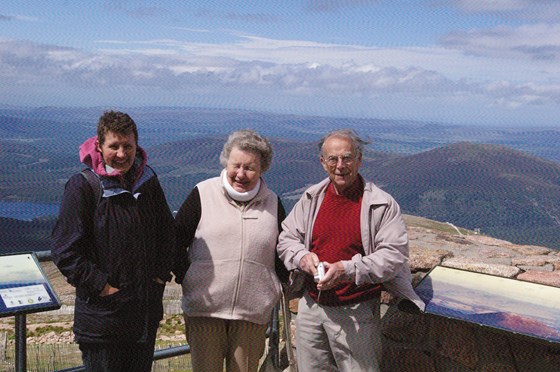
top-left (26, 331), bottom-right (74, 345)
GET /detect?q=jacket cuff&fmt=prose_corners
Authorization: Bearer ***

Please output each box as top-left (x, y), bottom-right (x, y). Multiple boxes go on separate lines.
top-left (342, 260), bottom-right (356, 283)
top-left (293, 250), bottom-right (311, 271)
top-left (91, 272), bottom-right (110, 296)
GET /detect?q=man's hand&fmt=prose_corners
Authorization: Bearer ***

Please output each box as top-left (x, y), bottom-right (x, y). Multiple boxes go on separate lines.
top-left (100, 283), bottom-right (119, 297)
top-left (317, 261), bottom-right (347, 291)
top-left (300, 252), bottom-right (320, 276)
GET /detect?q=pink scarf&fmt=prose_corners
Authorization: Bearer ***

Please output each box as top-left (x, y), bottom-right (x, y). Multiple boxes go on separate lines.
top-left (78, 136), bottom-right (147, 180)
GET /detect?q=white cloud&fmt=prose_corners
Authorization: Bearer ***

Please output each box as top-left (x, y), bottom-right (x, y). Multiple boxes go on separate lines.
top-left (168, 27), bottom-right (211, 34)
top-left (450, 0), bottom-right (560, 22)
top-left (442, 23), bottom-right (560, 62)
top-left (453, 0), bottom-right (531, 12)
top-left (0, 33), bottom-right (558, 120)
top-left (0, 13), bottom-right (38, 22)
top-left (304, 0), bottom-right (381, 13)
top-left (483, 80), bottom-right (560, 107)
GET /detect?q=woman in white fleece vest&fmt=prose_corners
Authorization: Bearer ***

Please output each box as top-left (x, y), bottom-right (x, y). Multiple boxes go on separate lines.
top-left (173, 129), bottom-right (288, 372)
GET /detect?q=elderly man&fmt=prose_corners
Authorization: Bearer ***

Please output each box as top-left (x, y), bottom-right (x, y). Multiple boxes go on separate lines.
top-left (277, 129), bottom-right (424, 372)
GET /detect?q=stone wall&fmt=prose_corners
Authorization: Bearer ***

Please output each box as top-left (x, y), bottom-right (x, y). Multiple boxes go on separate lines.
top-left (382, 308), bottom-right (560, 371)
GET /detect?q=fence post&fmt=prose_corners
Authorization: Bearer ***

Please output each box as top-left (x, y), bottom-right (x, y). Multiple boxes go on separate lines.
top-left (0, 331), bottom-right (7, 361)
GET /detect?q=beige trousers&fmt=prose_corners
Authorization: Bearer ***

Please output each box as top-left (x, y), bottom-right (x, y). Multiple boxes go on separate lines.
top-left (185, 316), bottom-right (267, 372)
top-left (296, 291), bottom-right (381, 372)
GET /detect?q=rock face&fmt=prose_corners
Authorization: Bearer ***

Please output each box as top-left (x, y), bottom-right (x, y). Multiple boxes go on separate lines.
top-left (379, 216), bottom-right (560, 372)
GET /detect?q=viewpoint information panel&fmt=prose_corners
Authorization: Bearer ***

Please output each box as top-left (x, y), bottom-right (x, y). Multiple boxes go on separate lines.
top-left (0, 252), bottom-right (60, 317)
top-left (415, 265), bottom-right (560, 344)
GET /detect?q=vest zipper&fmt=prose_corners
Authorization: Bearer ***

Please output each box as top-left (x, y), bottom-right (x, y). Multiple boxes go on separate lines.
top-left (230, 206), bottom-right (247, 317)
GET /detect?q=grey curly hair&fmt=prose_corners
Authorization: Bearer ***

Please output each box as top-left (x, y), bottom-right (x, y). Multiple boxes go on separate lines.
top-left (219, 129), bottom-right (273, 172)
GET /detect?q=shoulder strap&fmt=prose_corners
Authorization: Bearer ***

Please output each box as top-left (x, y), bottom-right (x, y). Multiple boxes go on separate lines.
top-left (80, 169), bottom-right (102, 207)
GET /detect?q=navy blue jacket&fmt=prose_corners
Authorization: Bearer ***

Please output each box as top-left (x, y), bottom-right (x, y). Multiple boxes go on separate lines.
top-left (51, 166), bottom-right (174, 343)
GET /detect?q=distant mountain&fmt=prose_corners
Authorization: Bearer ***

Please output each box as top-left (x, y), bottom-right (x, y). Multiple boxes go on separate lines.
top-left (2, 106), bottom-right (560, 162)
top-left (0, 216), bottom-right (56, 254)
top-left (148, 137), bottom-right (327, 211)
top-left (147, 138), bottom-right (560, 249)
top-left (370, 142), bottom-right (560, 249)
top-left (1, 107), bottom-right (560, 250)
top-left (0, 139), bottom-right (77, 203)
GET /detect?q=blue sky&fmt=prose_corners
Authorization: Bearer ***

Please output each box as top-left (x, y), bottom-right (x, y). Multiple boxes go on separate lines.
top-left (2, 0), bottom-right (560, 127)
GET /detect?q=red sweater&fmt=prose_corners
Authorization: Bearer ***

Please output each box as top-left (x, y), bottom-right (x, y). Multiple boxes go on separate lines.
top-left (308, 179), bottom-right (381, 306)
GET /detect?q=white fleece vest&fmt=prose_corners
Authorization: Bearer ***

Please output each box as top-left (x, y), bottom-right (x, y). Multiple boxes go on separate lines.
top-left (181, 176), bottom-right (282, 325)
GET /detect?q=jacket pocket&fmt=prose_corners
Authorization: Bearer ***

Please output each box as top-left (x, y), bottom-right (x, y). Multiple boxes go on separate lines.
top-left (183, 260), bottom-right (239, 316)
top-left (235, 260), bottom-right (282, 324)
top-left (74, 287), bottom-right (145, 341)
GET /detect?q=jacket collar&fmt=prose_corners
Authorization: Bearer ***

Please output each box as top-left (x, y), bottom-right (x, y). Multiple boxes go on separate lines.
top-left (218, 172), bottom-right (271, 206)
top-left (304, 174), bottom-right (390, 205)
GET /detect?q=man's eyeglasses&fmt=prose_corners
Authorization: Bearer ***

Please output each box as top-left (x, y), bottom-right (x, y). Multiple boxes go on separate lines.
top-left (323, 154), bottom-right (355, 166)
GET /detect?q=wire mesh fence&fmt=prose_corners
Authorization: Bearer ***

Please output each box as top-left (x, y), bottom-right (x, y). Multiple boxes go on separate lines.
top-left (0, 341), bottom-right (193, 372)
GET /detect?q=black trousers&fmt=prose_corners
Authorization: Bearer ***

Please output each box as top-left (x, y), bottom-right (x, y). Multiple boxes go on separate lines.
top-left (79, 322), bottom-right (159, 372)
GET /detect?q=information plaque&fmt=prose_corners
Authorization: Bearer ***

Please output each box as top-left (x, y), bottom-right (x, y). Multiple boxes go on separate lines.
top-left (415, 265), bottom-right (560, 344)
top-left (0, 252), bottom-right (61, 317)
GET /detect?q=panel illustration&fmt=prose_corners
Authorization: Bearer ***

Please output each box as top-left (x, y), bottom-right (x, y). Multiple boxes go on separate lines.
top-left (415, 265), bottom-right (560, 343)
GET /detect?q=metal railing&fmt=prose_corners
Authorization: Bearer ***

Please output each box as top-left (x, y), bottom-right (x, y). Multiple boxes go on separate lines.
top-left (55, 345), bottom-right (192, 372)
top-left (9, 250), bottom-right (279, 372)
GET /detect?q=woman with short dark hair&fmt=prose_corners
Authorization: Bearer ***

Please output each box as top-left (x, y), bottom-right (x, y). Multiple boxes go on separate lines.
top-left (52, 111), bottom-right (174, 371)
